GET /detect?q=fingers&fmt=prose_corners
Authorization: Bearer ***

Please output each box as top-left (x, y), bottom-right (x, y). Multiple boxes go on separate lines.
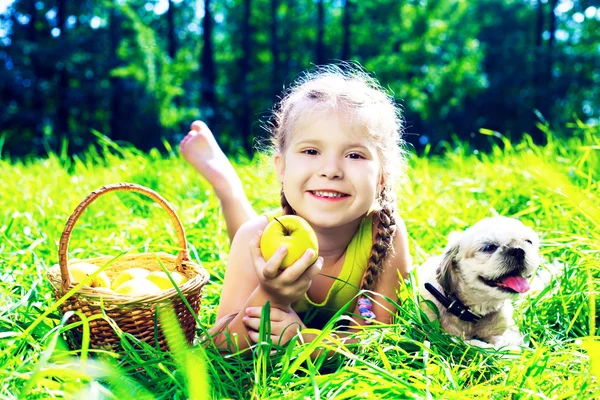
top-left (250, 230), bottom-right (288, 279)
top-left (242, 315), bottom-right (262, 331)
top-left (263, 247), bottom-right (287, 279)
top-left (281, 250), bottom-right (322, 282)
top-left (246, 330), bottom-right (279, 344)
top-left (297, 257), bottom-right (323, 284)
top-left (245, 306), bottom-right (287, 320)
top-left (243, 311), bottom-right (299, 344)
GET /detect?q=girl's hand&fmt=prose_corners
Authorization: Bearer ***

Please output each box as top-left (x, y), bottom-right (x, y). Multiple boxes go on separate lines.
top-left (242, 306), bottom-right (306, 345)
top-left (249, 231), bottom-right (323, 308)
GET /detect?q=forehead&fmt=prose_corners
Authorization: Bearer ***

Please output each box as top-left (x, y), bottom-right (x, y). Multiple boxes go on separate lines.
top-left (463, 218), bottom-right (537, 245)
top-left (289, 111), bottom-right (372, 147)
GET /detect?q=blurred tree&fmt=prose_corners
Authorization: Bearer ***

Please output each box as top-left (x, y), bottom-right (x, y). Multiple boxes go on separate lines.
top-left (316, 0), bottom-right (325, 64)
top-left (270, 0), bottom-right (280, 99)
top-left (340, 0), bottom-right (352, 60)
top-left (239, 0), bottom-right (252, 154)
top-left (201, 0), bottom-right (217, 130)
top-left (167, 0), bottom-right (176, 59)
top-left (357, 0), bottom-right (487, 146)
top-left (109, 6), bottom-right (126, 142)
top-left (55, 0), bottom-right (69, 138)
top-left (0, 0), bottom-right (598, 158)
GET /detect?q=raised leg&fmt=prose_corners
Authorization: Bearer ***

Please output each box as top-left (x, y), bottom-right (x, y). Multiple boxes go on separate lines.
top-left (180, 120), bottom-right (257, 241)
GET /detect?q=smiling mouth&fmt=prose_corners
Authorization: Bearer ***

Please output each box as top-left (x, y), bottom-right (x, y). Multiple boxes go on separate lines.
top-left (479, 272), bottom-right (530, 294)
top-left (309, 190), bottom-right (350, 199)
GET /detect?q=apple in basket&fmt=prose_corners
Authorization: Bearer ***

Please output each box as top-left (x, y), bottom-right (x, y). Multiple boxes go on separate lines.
top-left (260, 215), bottom-right (319, 269)
top-left (111, 267), bottom-right (150, 290)
top-left (68, 262), bottom-right (111, 288)
top-left (146, 271), bottom-right (188, 290)
top-left (114, 278), bottom-right (162, 295)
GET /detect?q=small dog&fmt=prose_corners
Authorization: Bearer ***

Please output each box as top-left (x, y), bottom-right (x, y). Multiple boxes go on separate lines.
top-left (417, 217), bottom-right (540, 348)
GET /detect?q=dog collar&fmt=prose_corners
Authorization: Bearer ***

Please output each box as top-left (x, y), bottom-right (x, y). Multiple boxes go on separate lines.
top-left (424, 283), bottom-right (482, 323)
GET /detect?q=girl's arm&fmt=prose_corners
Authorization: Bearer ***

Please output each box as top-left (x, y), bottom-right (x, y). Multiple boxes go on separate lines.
top-left (211, 216), bottom-right (271, 351)
top-left (211, 216), bottom-right (322, 352)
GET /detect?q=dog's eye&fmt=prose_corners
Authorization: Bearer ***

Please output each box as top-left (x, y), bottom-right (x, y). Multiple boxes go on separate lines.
top-left (481, 244), bottom-right (499, 253)
top-left (525, 239), bottom-right (533, 245)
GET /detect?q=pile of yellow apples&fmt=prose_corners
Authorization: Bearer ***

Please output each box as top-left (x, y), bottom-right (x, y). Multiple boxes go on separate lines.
top-left (68, 262), bottom-right (187, 295)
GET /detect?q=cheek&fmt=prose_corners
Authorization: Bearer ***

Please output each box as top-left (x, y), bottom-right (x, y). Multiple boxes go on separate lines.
top-left (464, 255), bottom-right (492, 275)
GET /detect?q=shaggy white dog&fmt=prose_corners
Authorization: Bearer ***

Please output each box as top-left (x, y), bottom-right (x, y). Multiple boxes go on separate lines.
top-left (417, 217), bottom-right (540, 348)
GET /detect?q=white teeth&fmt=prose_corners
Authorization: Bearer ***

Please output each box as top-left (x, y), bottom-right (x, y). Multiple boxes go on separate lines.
top-left (313, 191), bottom-right (344, 198)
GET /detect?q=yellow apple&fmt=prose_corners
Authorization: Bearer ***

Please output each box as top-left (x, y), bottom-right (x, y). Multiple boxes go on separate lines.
top-left (146, 271), bottom-right (188, 290)
top-left (111, 267), bottom-right (150, 290)
top-left (260, 215), bottom-right (319, 269)
top-left (69, 262), bottom-right (111, 288)
top-left (114, 278), bottom-right (161, 295)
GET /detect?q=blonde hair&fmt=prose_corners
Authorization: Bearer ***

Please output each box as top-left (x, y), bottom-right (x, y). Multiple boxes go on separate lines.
top-left (267, 63), bottom-right (407, 309)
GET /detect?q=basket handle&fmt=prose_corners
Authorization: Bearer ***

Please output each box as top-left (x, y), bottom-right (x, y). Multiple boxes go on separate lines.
top-left (58, 182), bottom-right (190, 293)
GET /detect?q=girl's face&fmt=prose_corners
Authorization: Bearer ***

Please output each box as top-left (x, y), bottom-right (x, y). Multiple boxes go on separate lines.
top-left (274, 112), bottom-right (381, 230)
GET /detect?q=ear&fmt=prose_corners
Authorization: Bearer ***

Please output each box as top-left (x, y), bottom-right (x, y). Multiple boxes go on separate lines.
top-left (436, 237), bottom-right (461, 295)
top-left (274, 152), bottom-right (285, 183)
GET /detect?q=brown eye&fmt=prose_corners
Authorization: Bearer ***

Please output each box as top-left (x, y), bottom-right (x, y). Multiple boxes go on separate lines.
top-left (347, 152), bottom-right (364, 159)
top-left (303, 149), bottom-right (318, 155)
top-left (525, 239), bottom-right (533, 245)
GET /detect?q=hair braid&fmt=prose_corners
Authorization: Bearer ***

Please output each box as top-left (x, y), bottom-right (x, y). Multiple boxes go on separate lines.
top-left (280, 189), bottom-right (295, 216)
top-left (358, 186), bottom-right (397, 322)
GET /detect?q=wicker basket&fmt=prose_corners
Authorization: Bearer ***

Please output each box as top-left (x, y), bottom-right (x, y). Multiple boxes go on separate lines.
top-left (47, 183), bottom-right (210, 351)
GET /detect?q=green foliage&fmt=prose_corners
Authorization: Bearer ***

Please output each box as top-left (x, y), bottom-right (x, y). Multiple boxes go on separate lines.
top-left (1, 0), bottom-right (599, 157)
top-left (113, 2), bottom-right (198, 129)
top-left (1, 124), bottom-right (599, 398)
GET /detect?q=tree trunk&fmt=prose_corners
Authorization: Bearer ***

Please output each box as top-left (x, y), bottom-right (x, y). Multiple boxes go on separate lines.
top-left (532, 0), bottom-right (545, 142)
top-left (56, 0), bottom-right (69, 138)
top-left (341, 0), bottom-right (351, 61)
top-left (282, 0), bottom-right (296, 80)
top-left (547, 0), bottom-right (558, 76)
top-left (201, 0), bottom-right (217, 129)
top-left (27, 0), bottom-right (42, 145)
top-left (239, 0), bottom-right (252, 154)
top-left (316, 0), bottom-right (325, 64)
top-left (271, 0), bottom-right (280, 98)
top-left (167, 0), bottom-right (177, 59)
top-left (109, 8), bottom-right (125, 141)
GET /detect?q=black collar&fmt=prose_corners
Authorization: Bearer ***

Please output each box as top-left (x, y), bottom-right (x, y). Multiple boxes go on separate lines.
top-left (424, 283), bottom-right (482, 323)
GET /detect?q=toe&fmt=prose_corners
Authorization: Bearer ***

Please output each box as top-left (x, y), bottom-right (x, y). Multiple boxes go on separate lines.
top-left (191, 120), bottom-right (208, 132)
top-left (180, 130), bottom-right (198, 147)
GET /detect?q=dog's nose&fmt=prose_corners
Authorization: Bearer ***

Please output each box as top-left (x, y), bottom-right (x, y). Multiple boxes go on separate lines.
top-left (506, 247), bottom-right (525, 261)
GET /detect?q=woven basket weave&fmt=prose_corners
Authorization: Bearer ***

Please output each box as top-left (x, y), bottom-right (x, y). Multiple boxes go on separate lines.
top-left (47, 183), bottom-right (209, 351)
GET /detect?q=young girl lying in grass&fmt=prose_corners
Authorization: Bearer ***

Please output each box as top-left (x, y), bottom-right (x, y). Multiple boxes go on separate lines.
top-left (180, 64), bottom-right (412, 352)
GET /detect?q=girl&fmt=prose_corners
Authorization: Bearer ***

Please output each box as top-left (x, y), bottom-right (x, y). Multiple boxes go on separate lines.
top-left (180, 65), bottom-right (412, 352)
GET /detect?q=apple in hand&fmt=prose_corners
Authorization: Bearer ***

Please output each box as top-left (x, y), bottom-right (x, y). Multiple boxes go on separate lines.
top-left (260, 215), bottom-right (319, 269)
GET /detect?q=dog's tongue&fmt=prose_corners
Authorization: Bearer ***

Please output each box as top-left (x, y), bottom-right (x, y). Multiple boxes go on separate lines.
top-left (498, 276), bottom-right (530, 293)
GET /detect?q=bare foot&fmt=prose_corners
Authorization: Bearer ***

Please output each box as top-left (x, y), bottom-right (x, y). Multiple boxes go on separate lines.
top-left (180, 121), bottom-right (244, 201)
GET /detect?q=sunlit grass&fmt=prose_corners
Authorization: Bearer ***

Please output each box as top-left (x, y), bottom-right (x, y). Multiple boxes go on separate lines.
top-left (0, 121), bottom-right (598, 399)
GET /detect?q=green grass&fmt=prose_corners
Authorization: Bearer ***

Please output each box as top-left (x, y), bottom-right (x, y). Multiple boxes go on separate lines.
top-left (1, 121), bottom-right (599, 399)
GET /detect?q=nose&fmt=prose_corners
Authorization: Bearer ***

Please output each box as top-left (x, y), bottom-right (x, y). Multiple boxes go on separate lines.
top-left (319, 156), bottom-right (343, 179)
top-left (506, 247), bottom-right (525, 262)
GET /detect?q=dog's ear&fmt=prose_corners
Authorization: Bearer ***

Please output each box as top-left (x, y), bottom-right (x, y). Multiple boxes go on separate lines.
top-left (436, 234), bottom-right (461, 295)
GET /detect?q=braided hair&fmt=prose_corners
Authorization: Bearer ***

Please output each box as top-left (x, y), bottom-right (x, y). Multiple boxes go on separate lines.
top-left (280, 188), bottom-right (295, 216)
top-left (357, 186), bottom-right (397, 322)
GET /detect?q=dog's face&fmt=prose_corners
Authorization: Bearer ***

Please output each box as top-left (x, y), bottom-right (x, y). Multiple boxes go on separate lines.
top-left (438, 217), bottom-right (540, 302)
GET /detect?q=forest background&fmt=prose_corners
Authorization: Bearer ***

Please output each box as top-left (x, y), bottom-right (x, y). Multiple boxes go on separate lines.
top-left (0, 0), bottom-right (599, 158)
